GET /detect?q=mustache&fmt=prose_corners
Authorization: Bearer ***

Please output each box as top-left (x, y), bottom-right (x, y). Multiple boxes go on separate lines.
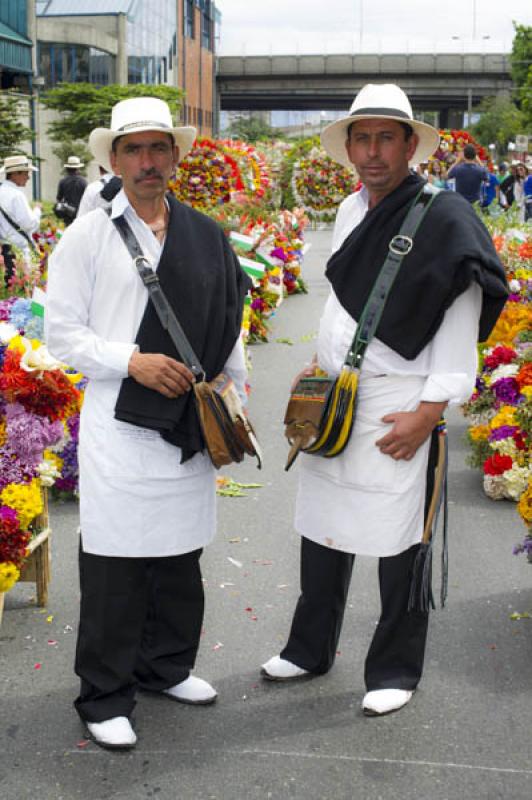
top-left (134, 168), bottom-right (163, 183)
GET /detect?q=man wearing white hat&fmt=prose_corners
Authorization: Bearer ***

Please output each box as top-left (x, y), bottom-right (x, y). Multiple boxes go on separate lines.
top-left (55, 156), bottom-right (88, 225)
top-left (261, 84), bottom-right (508, 716)
top-left (45, 97), bottom-right (251, 749)
top-left (0, 155), bottom-right (41, 281)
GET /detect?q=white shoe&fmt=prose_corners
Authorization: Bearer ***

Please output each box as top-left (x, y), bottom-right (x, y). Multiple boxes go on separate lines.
top-left (261, 655), bottom-right (309, 681)
top-left (86, 716), bottom-right (137, 750)
top-left (362, 689), bottom-right (414, 717)
top-left (163, 675), bottom-right (217, 705)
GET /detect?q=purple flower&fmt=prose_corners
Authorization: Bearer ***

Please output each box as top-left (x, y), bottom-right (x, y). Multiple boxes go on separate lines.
top-left (0, 505), bottom-right (19, 526)
top-left (5, 403), bottom-right (64, 463)
top-left (488, 425), bottom-right (519, 442)
top-left (0, 297), bottom-right (17, 322)
top-left (270, 247), bottom-right (288, 263)
top-left (491, 377), bottom-right (520, 405)
top-left (0, 445), bottom-right (38, 489)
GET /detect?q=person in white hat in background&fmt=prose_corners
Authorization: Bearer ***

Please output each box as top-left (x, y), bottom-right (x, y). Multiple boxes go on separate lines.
top-left (260, 84), bottom-right (508, 717)
top-left (0, 155), bottom-right (41, 282)
top-left (45, 97), bottom-right (251, 750)
top-left (54, 155), bottom-right (88, 226)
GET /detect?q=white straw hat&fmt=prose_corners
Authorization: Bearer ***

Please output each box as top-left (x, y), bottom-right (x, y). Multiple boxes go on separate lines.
top-left (89, 97), bottom-right (196, 173)
top-left (2, 155), bottom-right (38, 174)
top-left (321, 84), bottom-right (441, 175)
top-left (64, 155), bottom-right (84, 169)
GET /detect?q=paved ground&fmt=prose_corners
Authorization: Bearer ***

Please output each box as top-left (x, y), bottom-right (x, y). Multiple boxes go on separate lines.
top-left (1, 228), bottom-right (531, 800)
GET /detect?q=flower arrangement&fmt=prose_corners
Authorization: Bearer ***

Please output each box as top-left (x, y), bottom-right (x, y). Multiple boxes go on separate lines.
top-left (291, 146), bottom-right (356, 221)
top-left (431, 129), bottom-right (492, 171)
top-left (205, 201), bottom-right (310, 343)
top-left (514, 481), bottom-right (532, 562)
top-left (169, 138), bottom-right (271, 211)
top-left (0, 306), bottom-right (82, 593)
top-left (462, 222), bottom-right (532, 561)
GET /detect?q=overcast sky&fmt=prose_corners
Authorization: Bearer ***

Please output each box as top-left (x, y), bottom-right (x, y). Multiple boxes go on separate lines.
top-left (216, 0), bottom-right (532, 55)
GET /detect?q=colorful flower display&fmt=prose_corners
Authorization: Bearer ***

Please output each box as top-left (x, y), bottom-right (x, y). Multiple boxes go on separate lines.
top-left (461, 221), bottom-right (531, 562)
top-left (169, 138), bottom-right (271, 210)
top-left (431, 129), bottom-right (492, 171)
top-left (0, 300), bottom-right (82, 592)
top-left (290, 146), bottom-right (356, 221)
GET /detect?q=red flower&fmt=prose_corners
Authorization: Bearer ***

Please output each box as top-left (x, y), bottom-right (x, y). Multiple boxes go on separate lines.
top-left (483, 453), bottom-right (513, 475)
top-left (483, 346), bottom-right (517, 370)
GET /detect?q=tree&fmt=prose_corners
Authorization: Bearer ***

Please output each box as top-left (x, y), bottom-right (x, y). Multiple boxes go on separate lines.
top-left (40, 83), bottom-right (185, 145)
top-left (226, 115), bottom-right (276, 142)
top-left (510, 22), bottom-right (532, 127)
top-left (471, 95), bottom-right (526, 152)
top-left (0, 92), bottom-right (35, 160)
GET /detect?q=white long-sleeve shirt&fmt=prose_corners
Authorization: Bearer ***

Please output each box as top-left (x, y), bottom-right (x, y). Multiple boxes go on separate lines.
top-left (0, 179), bottom-right (41, 259)
top-left (294, 185), bottom-right (483, 556)
top-left (45, 189), bottom-right (247, 557)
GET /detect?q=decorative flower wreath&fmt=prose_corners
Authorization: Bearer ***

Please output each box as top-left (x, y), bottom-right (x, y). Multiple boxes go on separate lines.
top-left (169, 138), bottom-right (271, 210)
top-left (291, 146), bottom-right (356, 221)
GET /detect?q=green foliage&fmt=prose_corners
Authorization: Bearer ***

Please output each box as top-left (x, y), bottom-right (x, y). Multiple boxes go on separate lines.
top-left (226, 116), bottom-right (276, 142)
top-left (510, 23), bottom-right (532, 91)
top-left (0, 92), bottom-right (35, 160)
top-left (471, 95), bottom-right (526, 151)
top-left (510, 22), bottom-right (532, 126)
top-left (41, 83), bottom-right (185, 144)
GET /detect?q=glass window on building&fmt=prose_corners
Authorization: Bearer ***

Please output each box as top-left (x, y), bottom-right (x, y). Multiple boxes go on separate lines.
top-left (184, 0), bottom-right (195, 39)
top-left (201, 0), bottom-right (213, 51)
top-left (38, 42), bottom-right (115, 87)
top-left (127, 0), bottom-right (176, 84)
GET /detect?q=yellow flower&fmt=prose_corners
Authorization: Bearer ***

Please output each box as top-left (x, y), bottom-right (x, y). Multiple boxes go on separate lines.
top-left (0, 420), bottom-right (6, 448)
top-left (469, 424), bottom-right (490, 441)
top-left (0, 479), bottom-right (43, 529)
top-left (0, 562), bottom-right (20, 593)
top-left (517, 483), bottom-right (532, 526)
top-left (522, 386), bottom-right (532, 400)
top-left (490, 406), bottom-right (517, 429)
top-left (43, 450), bottom-right (64, 472)
top-left (6, 334), bottom-right (25, 353)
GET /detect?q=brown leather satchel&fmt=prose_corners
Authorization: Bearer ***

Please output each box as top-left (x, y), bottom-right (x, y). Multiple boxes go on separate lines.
top-left (194, 373), bottom-right (262, 469)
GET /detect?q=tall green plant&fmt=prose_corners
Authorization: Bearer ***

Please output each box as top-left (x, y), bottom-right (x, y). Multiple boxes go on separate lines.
top-left (41, 83), bottom-right (185, 145)
top-left (510, 22), bottom-right (532, 127)
top-left (0, 92), bottom-right (35, 160)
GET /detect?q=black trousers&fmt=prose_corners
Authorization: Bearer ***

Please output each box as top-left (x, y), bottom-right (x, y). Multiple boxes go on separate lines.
top-left (280, 429), bottom-right (439, 691)
top-left (74, 547), bottom-right (204, 723)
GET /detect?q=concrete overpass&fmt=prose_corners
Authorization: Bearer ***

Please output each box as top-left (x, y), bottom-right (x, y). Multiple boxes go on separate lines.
top-left (216, 52), bottom-right (512, 126)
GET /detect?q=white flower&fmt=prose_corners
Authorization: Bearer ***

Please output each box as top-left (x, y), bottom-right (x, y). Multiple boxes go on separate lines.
top-left (18, 338), bottom-right (64, 372)
top-left (509, 279), bottom-right (521, 293)
top-left (488, 364), bottom-right (519, 384)
top-left (0, 322), bottom-right (18, 344)
top-left (502, 465), bottom-right (532, 501)
top-left (483, 474), bottom-right (507, 501)
top-left (37, 459), bottom-right (61, 487)
top-left (490, 439), bottom-right (518, 456)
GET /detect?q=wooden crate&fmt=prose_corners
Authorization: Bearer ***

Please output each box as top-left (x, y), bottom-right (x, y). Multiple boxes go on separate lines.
top-left (0, 489), bottom-right (51, 626)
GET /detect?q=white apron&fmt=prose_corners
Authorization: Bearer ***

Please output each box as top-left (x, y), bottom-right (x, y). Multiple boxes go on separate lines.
top-left (79, 379), bottom-right (216, 557)
top-left (294, 373), bottom-right (430, 557)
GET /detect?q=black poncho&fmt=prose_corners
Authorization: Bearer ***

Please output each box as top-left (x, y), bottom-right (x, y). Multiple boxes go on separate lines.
top-left (326, 174), bottom-right (509, 360)
top-left (114, 194), bottom-right (251, 460)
